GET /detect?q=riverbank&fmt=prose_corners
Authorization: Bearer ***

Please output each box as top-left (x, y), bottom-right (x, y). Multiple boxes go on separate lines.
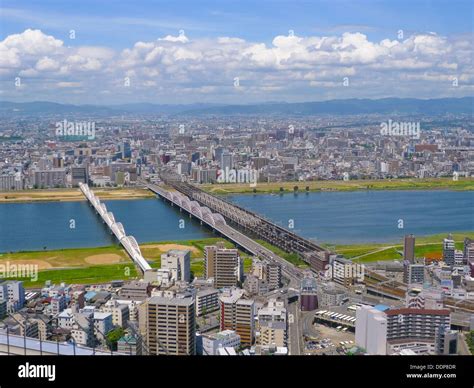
top-left (333, 232), bottom-right (474, 263)
top-left (2, 232), bottom-right (472, 287)
top-left (1, 178), bottom-right (472, 203)
top-left (0, 238), bottom-right (252, 287)
top-left (201, 177), bottom-right (474, 195)
top-left (0, 187), bottom-right (154, 203)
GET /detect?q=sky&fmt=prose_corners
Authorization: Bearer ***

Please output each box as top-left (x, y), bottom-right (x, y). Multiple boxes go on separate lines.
top-left (0, 0), bottom-right (473, 105)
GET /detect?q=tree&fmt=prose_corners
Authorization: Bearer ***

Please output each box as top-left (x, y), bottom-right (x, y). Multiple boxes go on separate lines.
top-left (293, 185), bottom-right (299, 192)
top-left (106, 327), bottom-right (126, 351)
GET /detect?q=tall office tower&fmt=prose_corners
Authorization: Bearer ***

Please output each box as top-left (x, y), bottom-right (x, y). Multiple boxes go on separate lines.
top-left (219, 289), bottom-right (255, 347)
top-left (403, 234), bottom-right (416, 263)
top-left (205, 243), bottom-right (242, 288)
top-left (146, 295), bottom-right (196, 355)
top-left (443, 235), bottom-right (455, 266)
top-left (121, 141), bottom-right (131, 159)
top-left (385, 308), bottom-right (451, 355)
top-left (161, 249), bottom-right (191, 283)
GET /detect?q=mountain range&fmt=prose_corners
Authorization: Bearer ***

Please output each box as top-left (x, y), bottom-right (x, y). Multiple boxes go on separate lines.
top-left (0, 97), bottom-right (472, 116)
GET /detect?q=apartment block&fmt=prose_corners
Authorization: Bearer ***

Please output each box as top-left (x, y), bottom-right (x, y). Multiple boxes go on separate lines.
top-left (219, 289), bottom-right (255, 347)
top-left (146, 295), bottom-right (196, 355)
top-left (205, 243), bottom-right (242, 288)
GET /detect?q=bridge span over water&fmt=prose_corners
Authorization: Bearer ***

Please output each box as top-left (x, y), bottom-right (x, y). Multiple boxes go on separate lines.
top-left (79, 183), bottom-right (151, 273)
top-left (155, 175), bottom-right (328, 264)
top-left (146, 182), bottom-right (303, 281)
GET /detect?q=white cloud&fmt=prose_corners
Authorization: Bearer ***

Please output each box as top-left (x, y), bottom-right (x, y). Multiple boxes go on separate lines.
top-left (0, 28), bottom-right (472, 103)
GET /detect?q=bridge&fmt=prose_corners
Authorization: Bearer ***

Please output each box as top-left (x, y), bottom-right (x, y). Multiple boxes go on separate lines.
top-left (79, 183), bottom-right (151, 274)
top-left (157, 174), bottom-right (328, 264)
top-left (145, 182), bottom-right (303, 282)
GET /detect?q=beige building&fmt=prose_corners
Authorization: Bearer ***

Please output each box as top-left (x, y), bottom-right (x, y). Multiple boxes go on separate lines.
top-left (205, 243), bottom-right (242, 288)
top-left (256, 299), bottom-right (287, 347)
top-left (219, 289), bottom-right (255, 347)
top-left (146, 295), bottom-right (196, 355)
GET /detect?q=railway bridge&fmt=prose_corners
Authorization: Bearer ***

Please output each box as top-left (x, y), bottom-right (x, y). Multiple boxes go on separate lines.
top-left (157, 174), bottom-right (328, 264)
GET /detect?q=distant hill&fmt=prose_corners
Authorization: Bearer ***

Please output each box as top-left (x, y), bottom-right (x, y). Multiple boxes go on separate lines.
top-left (0, 97), bottom-right (472, 116)
top-left (180, 97), bottom-right (474, 116)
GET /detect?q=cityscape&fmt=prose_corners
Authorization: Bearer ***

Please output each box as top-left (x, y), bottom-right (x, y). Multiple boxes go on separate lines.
top-left (0, 0), bottom-right (473, 386)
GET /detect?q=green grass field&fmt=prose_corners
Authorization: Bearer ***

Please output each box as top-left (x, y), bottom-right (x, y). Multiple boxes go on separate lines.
top-left (6, 264), bottom-right (138, 288)
top-left (3, 231), bottom-right (472, 287)
top-left (334, 232), bottom-right (474, 263)
top-left (201, 177), bottom-right (474, 195)
top-left (1, 237), bottom-right (256, 287)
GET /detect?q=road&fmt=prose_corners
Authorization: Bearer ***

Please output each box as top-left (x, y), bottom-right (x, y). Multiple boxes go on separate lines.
top-left (287, 299), bottom-right (302, 355)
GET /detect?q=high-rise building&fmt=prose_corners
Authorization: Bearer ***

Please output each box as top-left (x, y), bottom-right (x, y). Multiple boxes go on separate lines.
top-left (463, 238), bottom-right (474, 265)
top-left (403, 261), bottom-right (425, 285)
top-left (71, 166), bottom-right (88, 186)
top-left (121, 141), bottom-right (132, 159)
top-left (205, 243), bottom-right (242, 288)
top-left (219, 289), bottom-right (255, 347)
top-left (403, 234), bottom-right (415, 263)
top-left (443, 235), bottom-right (455, 266)
top-left (33, 169), bottom-right (66, 188)
top-left (0, 281), bottom-right (25, 311)
top-left (161, 249), bottom-right (191, 283)
top-left (265, 262), bottom-right (282, 290)
top-left (220, 150), bottom-right (233, 171)
top-left (0, 173), bottom-right (23, 191)
top-left (146, 295), bottom-right (196, 355)
top-left (385, 308), bottom-right (451, 354)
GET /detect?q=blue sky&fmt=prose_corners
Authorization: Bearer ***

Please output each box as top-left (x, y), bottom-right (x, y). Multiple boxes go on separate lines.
top-left (2, 0), bottom-right (473, 47)
top-left (0, 0), bottom-right (473, 104)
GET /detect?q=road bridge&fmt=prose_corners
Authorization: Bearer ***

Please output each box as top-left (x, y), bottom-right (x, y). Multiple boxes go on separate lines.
top-left (158, 174), bottom-right (328, 264)
top-left (145, 182), bottom-right (303, 282)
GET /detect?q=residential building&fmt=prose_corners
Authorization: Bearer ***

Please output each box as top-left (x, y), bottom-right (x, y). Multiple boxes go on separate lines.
top-left (219, 288), bottom-right (255, 347)
top-left (200, 330), bottom-right (241, 355)
top-left (161, 249), bottom-right (191, 283)
top-left (195, 288), bottom-right (219, 316)
top-left (443, 236), bottom-right (455, 266)
top-left (385, 308), bottom-right (451, 354)
top-left (404, 234), bottom-right (415, 263)
top-left (146, 295), bottom-right (196, 355)
top-left (257, 299), bottom-right (287, 347)
top-left (205, 243), bottom-right (242, 288)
